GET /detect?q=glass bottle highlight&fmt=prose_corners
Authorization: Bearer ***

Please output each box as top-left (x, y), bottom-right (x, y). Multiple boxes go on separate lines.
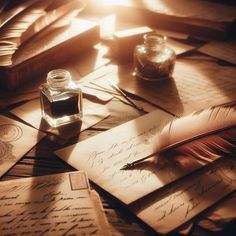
top-left (133, 32), bottom-right (176, 81)
top-left (39, 69), bottom-right (83, 128)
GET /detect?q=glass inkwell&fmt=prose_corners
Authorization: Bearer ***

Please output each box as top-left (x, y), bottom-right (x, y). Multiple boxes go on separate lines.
top-left (133, 32), bottom-right (176, 81)
top-left (39, 69), bottom-right (83, 128)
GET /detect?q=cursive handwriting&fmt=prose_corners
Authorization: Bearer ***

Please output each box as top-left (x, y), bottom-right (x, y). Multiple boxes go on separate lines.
top-left (0, 172), bottom-right (107, 236)
top-left (136, 157), bottom-right (236, 234)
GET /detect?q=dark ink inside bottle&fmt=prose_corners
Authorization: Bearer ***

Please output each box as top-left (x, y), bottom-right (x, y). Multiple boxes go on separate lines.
top-left (133, 32), bottom-right (176, 81)
top-left (39, 69), bottom-right (83, 128)
top-left (41, 93), bottom-right (79, 118)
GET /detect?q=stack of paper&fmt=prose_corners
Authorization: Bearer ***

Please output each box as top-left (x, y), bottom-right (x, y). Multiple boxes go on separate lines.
top-left (55, 108), bottom-right (236, 234)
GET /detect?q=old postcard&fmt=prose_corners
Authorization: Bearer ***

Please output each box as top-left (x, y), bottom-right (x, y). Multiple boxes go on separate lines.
top-left (0, 115), bottom-right (45, 177)
top-left (0, 171), bottom-right (111, 235)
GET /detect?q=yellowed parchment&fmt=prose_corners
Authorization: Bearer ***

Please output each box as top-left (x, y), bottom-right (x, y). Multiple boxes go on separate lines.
top-left (55, 109), bottom-right (204, 204)
top-left (133, 156), bottom-right (236, 234)
top-left (93, 59), bottom-right (236, 116)
top-left (199, 40), bottom-right (236, 65)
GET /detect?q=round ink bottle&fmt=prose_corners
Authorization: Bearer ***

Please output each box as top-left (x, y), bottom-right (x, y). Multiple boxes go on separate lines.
top-left (39, 69), bottom-right (83, 128)
top-left (133, 32), bottom-right (176, 81)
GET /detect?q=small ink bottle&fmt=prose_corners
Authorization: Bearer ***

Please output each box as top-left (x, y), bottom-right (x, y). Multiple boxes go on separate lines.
top-left (39, 69), bottom-right (83, 128)
top-left (133, 32), bottom-right (176, 81)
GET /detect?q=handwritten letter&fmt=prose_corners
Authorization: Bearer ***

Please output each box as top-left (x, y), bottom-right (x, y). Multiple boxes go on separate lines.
top-left (133, 157), bottom-right (236, 234)
top-left (0, 171), bottom-right (111, 236)
top-left (102, 60), bottom-right (236, 116)
top-left (55, 109), bottom-right (203, 204)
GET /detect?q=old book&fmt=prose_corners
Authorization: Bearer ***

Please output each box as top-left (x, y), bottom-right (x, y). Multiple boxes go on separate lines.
top-left (86, 0), bottom-right (236, 39)
top-left (115, 6), bottom-right (235, 40)
top-left (0, 18), bottom-right (99, 90)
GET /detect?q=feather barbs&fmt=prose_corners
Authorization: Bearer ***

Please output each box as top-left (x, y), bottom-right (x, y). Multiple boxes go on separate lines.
top-left (155, 106), bottom-right (236, 163)
top-left (121, 106), bottom-right (236, 170)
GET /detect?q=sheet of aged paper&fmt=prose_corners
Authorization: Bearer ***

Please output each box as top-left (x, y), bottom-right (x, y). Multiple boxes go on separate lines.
top-left (0, 171), bottom-right (111, 236)
top-left (55, 109), bottom-right (205, 204)
top-left (132, 0), bottom-right (236, 22)
top-left (10, 98), bottom-right (110, 141)
top-left (197, 191), bottom-right (236, 232)
top-left (166, 38), bottom-right (195, 55)
top-left (132, 156), bottom-right (236, 234)
top-left (0, 115), bottom-right (45, 177)
top-left (92, 59), bottom-right (236, 116)
top-left (198, 40), bottom-right (236, 65)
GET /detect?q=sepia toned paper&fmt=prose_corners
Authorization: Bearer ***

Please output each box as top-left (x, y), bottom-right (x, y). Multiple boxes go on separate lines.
top-left (197, 191), bottom-right (236, 232)
top-left (198, 40), bottom-right (236, 65)
top-left (55, 109), bottom-right (236, 234)
top-left (0, 171), bottom-right (111, 236)
top-left (133, 156), bottom-right (236, 234)
top-left (0, 115), bottom-right (45, 177)
top-left (166, 38), bottom-right (195, 55)
top-left (93, 59), bottom-right (236, 116)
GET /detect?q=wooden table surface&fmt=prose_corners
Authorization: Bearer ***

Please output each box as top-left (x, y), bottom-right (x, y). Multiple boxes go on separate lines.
top-left (0, 1), bottom-right (236, 235)
top-left (1, 96), bottom-right (236, 236)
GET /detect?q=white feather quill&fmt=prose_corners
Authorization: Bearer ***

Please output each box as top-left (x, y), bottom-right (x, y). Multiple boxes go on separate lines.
top-left (121, 106), bottom-right (236, 169)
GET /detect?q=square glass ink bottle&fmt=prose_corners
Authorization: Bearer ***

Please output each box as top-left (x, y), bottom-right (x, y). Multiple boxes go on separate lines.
top-left (39, 69), bottom-right (83, 128)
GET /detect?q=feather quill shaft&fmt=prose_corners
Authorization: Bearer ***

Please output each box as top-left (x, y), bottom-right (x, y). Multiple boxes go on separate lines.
top-left (121, 106), bottom-right (236, 170)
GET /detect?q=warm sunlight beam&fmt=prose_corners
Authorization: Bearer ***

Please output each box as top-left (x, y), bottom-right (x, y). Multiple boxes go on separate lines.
top-left (102, 0), bottom-right (130, 5)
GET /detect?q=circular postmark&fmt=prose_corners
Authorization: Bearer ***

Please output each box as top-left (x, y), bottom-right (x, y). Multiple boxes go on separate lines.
top-left (0, 124), bottom-right (23, 142)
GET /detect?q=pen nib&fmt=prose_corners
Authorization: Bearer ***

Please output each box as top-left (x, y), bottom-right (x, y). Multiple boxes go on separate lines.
top-left (120, 163), bottom-right (133, 170)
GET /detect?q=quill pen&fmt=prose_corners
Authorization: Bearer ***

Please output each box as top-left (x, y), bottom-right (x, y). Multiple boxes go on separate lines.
top-left (121, 106), bottom-right (236, 170)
